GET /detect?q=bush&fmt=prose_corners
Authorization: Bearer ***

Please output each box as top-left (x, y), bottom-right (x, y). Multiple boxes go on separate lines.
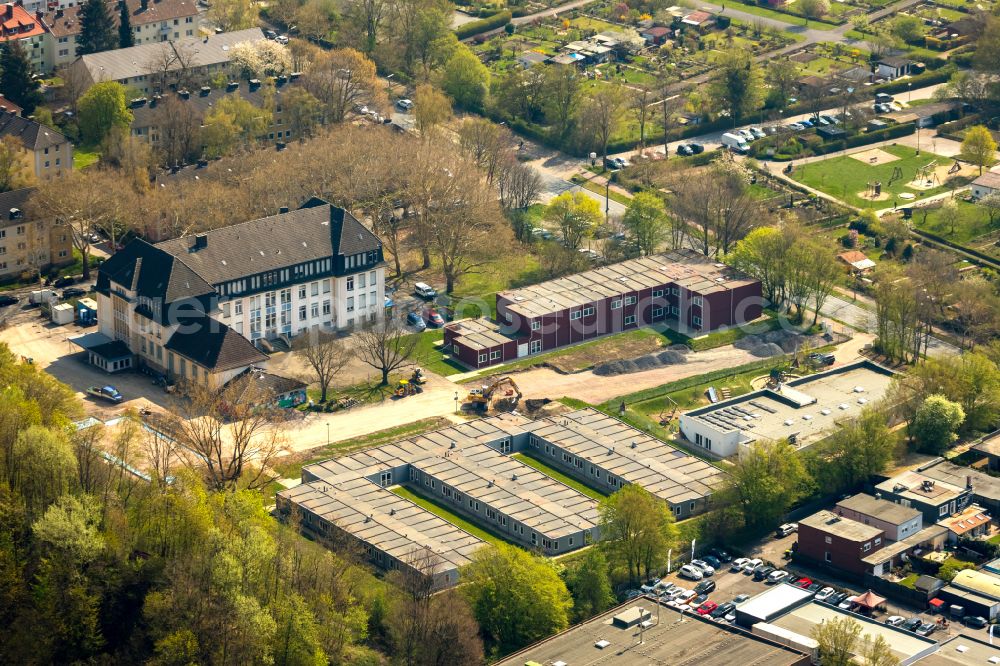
top-left (454, 10), bottom-right (512, 39)
top-left (938, 557), bottom-right (975, 582)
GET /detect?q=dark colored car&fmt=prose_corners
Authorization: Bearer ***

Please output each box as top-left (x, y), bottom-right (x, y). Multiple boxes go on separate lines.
top-left (264, 29), bottom-right (278, 39)
top-left (702, 555), bottom-right (721, 570)
top-left (406, 311), bottom-right (426, 331)
top-left (807, 583), bottom-right (822, 593)
top-left (688, 142), bottom-right (705, 154)
top-left (425, 309), bottom-right (445, 327)
top-left (753, 566), bottom-right (775, 582)
top-left (0, 294), bottom-right (18, 307)
top-left (915, 622), bottom-right (936, 637)
top-left (53, 276), bottom-right (75, 288)
top-left (676, 144), bottom-right (693, 156)
top-left (710, 548), bottom-right (733, 563)
top-left (710, 602), bottom-right (735, 619)
top-left (827, 592), bottom-right (848, 606)
top-left (964, 616), bottom-right (988, 629)
top-left (692, 593), bottom-right (709, 606)
top-left (62, 287), bottom-right (87, 299)
top-left (694, 579), bottom-right (716, 595)
top-left (902, 617), bottom-right (923, 632)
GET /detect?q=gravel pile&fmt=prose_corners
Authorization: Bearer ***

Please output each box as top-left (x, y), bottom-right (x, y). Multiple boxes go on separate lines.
top-left (593, 346), bottom-right (689, 376)
top-left (656, 350), bottom-right (687, 365)
top-left (749, 342), bottom-right (785, 358)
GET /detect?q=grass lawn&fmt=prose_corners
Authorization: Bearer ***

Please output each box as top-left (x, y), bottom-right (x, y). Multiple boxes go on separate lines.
top-left (511, 452), bottom-right (609, 501)
top-left (792, 144), bottom-right (956, 209)
top-left (272, 417), bottom-right (452, 480)
top-left (725, 0), bottom-right (840, 28)
top-left (390, 485), bottom-right (513, 546)
top-left (899, 572), bottom-right (919, 589)
top-left (73, 148), bottom-right (100, 170)
top-left (570, 175), bottom-right (632, 206)
top-left (912, 198), bottom-right (999, 247)
top-left (407, 328), bottom-right (469, 377)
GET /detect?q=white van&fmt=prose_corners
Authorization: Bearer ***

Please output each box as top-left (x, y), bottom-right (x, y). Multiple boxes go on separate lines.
top-left (414, 282), bottom-right (437, 299)
top-left (720, 132), bottom-right (750, 154)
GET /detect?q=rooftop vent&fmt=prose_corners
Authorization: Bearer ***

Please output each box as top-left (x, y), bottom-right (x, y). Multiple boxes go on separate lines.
top-left (487, 480), bottom-right (494, 488)
top-left (389, 508), bottom-right (395, 516)
top-left (893, 483), bottom-right (907, 493)
top-left (279, 206), bottom-right (289, 214)
top-left (511, 474), bottom-right (517, 481)
top-left (193, 234), bottom-right (207, 250)
top-left (450, 441), bottom-right (456, 449)
top-left (630, 441), bottom-right (637, 449)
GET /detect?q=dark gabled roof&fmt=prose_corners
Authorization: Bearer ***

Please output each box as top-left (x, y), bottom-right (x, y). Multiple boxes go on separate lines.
top-left (155, 199), bottom-right (381, 286)
top-left (89, 340), bottom-right (133, 361)
top-left (96, 239), bottom-right (216, 318)
top-left (130, 79), bottom-right (299, 130)
top-left (225, 368), bottom-right (306, 398)
top-left (164, 316), bottom-right (266, 371)
top-left (0, 111), bottom-right (69, 151)
top-left (0, 187), bottom-right (35, 229)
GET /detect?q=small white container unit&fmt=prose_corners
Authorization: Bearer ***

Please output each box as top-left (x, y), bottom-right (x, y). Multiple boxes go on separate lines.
top-left (51, 303), bottom-right (75, 325)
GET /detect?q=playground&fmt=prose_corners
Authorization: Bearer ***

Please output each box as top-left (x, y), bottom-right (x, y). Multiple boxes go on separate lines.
top-left (791, 145), bottom-right (974, 209)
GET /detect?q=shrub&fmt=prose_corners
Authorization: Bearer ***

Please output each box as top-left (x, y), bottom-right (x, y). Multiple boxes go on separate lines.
top-left (454, 10), bottom-right (512, 39)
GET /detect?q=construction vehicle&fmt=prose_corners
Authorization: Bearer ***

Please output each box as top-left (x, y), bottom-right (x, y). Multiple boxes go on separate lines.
top-left (395, 378), bottom-right (423, 398)
top-left (410, 367), bottom-right (427, 385)
top-left (466, 376), bottom-right (521, 413)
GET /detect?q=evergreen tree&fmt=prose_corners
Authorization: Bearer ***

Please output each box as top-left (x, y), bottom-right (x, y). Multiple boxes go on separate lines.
top-left (118, 1), bottom-right (134, 49)
top-left (77, 0), bottom-right (117, 55)
top-left (0, 41), bottom-right (42, 114)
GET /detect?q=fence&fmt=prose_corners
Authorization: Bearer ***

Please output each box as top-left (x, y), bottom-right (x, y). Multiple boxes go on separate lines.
top-left (864, 574), bottom-right (934, 609)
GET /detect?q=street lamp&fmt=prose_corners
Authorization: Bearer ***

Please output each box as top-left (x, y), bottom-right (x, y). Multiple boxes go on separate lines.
top-left (326, 422), bottom-right (330, 446)
top-left (454, 391), bottom-right (459, 414)
top-left (606, 171), bottom-right (616, 217)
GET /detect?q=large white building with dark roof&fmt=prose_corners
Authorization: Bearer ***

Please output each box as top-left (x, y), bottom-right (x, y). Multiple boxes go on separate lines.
top-left (88, 197), bottom-right (384, 387)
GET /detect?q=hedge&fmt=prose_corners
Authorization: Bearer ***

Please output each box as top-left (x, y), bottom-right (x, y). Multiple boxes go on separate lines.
top-left (753, 123), bottom-right (916, 161)
top-left (454, 10), bottom-right (511, 39)
top-left (910, 227), bottom-right (1000, 271)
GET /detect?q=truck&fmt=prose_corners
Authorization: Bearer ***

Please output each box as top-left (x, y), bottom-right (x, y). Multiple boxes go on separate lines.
top-left (720, 133), bottom-right (750, 154)
top-left (87, 385), bottom-right (123, 403)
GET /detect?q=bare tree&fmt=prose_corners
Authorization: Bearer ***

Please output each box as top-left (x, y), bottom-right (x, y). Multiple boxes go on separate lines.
top-left (355, 318), bottom-right (418, 385)
top-left (170, 377), bottom-right (286, 490)
top-left (304, 48), bottom-right (385, 123)
top-left (294, 330), bottom-right (349, 403)
top-left (145, 41), bottom-right (198, 93)
top-left (458, 117), bottom-right (511, 185)
top-left (496, 156), bottom-right (542, 212)
top-left (670, 163), bottom-right (761, 256)
top-left (630, 86), bottom-right (654, 154)
top-left (577, 83), bottom-right (625, 167)
top-left (152, 94), bottom-right (202, 166)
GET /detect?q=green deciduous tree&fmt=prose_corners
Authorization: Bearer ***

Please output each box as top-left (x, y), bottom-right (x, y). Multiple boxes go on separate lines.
top-left (10, 426), bottom-right (78, 517)
top-left (77, 0), bottom-right (117, 55)
top-left (208, 0), bottom-right (256, 32)
top-left (77, 82), bottom-right (134, 145)
top-left (912, 394), bottom-right (965, 454)
top-left (0, 41), bottom-right (43, 113)
top-left (544, 190), bottom-right (603, 250)
top-left (722, 438), bottom-right (813, 530)
top-left (961, 125), bottom-right (998, 175)
top-left (798, 0), bottom-right (830, 23)
top-left (890, 14), bottom-right (923, 44)
top-left (813, 615), bottom-right (862, 666)
top-left (564, 548), bottom-right (614, 622)
top-left (598, 484), bottom-right (678, 585)
top-left (709, 48), bottom-right (764, 123)
top-left (462, 543), bottom-right (573, 654)
top-left (413, 83), bottom-right (453, 137)
top-left (623, 192), bottom-right (668, 256)
top-left (440, 44), bottom-right (490, 111)
top-left (808, 408), bottom-right (896, 494)
top-left (861, 635), bottom-right (901, 666)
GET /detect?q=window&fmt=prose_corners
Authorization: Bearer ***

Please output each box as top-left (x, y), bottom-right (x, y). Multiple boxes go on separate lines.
top-left (234, 301), bottom-right (243, 315)
top-left (652, 289), bottom-right (663, 298)
top-left (624, 295), bottom-right (636, 305)
top-left (652, 307), bottom-right (663, 317)
top-left (692, 296), bottom-right (704, 306)
top-left (346, 276), bottom-right (354, 292)
top-left (298, 305), bottom-right (307, 321)
top-left (825, 536), bottom-right (832, 544)
top-left (490, 350), bottom-right (501, 360)
top-left (939, 505), bottom-right (949, 517)
top-left (453, 344), bottom-right (459, 354)
top-left (624, 315), bottom-right (636, 325)
top-left (874, 537), bottom-right (882, 546)
top-left (689, 502), bottom-right (695, 512)
top-left (359, 273), bottom-right (366, 289)
top-left (583, 306), bottom-right (595, 316)
top-left (611, 300), bottom-right (622, 309)
top-left (531, 320), bottom-right (540, 331)
top-left (670, 306), bottom-right (679, 315)
top-left (530, 339), bottom-right (541, 354)
top-left (569, 310), bottom-right (581, 320)
top-left (825, 551), bottom-right (832, 562)
top-left (222, 303), bottom-right (231, 318)
top-left (379, 471), bottom-right (391, 486)
top-left (369, 270), bottom-right (376, 285)
top-left (692, 315), bottom-right (703, 327)
top-left (298, 286), bottom-right (306, 299)
top-left (323, 280), bottom-right (331, 294)
top-left (346, 297), bottom-right (354, 312)
top-left (478, 354), bottom-right (487, 363)
top-left (322, 300), bottom-right (331, 316)
top-left (311, 303), bottom-right (319, 318)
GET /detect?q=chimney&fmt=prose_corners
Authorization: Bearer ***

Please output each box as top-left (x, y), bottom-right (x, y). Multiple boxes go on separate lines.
top-left (193, 234), bottom-right (207, 250)
top-left (199, 85), bottom-right (210, 96)
top-left (226, 81), bottom-right (238, 92)
top-left (248, 78), bottom-right (261, 90)
top-left (54, 7), bottom-right (62, 17)
top-left (139, 0), bottom-right (147, 9)
top-left (968, 475), bottom-right (973, 489)
top-left (4, 4), bottom-right (13, 19)
top-left (35, 9), bottom-right (42, 20)
top-left (9, 207), bottom-right (21, 220)
top-left (279, 206), bottom-right (289, 214)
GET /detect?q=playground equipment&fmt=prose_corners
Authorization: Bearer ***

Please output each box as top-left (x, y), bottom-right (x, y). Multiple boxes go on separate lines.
top-left (658, 395), bottom-right (679, 426)
top-left (948, 160), bottom-right (961, 175)
top-left (916, 160), bottom-right (941, 187)
top-left (887, 165), bottom-right (903, 187)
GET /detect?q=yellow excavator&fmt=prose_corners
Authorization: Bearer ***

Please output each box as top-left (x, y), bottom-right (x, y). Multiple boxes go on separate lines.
top-left (466, 376), bottom-right (522, 413)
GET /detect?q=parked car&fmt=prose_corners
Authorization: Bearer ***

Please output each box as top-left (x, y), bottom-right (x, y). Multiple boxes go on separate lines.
top-left (799, 119), bottom-right (814, 128)
top-left (264, 29), bottom-right (278, 39)
top-left (901, 617), bottom-right (923, 632)
top-left (916, 622), bottom-right (936, 637)
top-left (787, 122), bottom-right (805, 131)
top-left (710, 548), bottom-right (733, 563)
top-left (702, 555), bottom-right (722, 570)
top-left (737, 129), bottom-right (755, 143)
top-left (62, 287), bottom-right (86, 299)
top-left (885, 615), bottom-right (906, 627)
top-left (875, 93), bottom-right (895, 104)
top-left (814, 587), bottom-right (835, 602)
top-left (675, 588), bottom-right (696, 603)
top-left (711, 602), bottom-right (735, 619)
top-left (679, 564), bottom-right (704, 581)
top-left (794, 577), bottom-right (813, 589)
top-left (640, 578), bottom-right (661, 594)
top-left (687, 142), bottom-right (705, 154)
top-left (692, 593), bottom-right (709, 606)
top-left (731, 557), bottom-right (749, 572)
top-left (807, 583), bottom-right (822, 593)
top-left (275, 34), bottom-right (289, 44)
top-left (964, 616), bottom-right (988, 629)
top-left (826, 592), bottom-right (848, 607)
top-left (425, 309), bottom-right (445, 327)
top-left (413, 282), bottom-right (437, 299)
top-left (753, 566), bottom-right (776, 582)
top-left (691, 559), bottom-right (715, 576)
top-left (396, 98), bottom-right (414, 111)
top-left (0, 294), bottom-right (18, 307)
top-left (816, 115), bottom-right (830, 125)
top-left (767, 570), bottom-right (790, 585)
top-left (742, 558), bottom-right (763, 575)
top-left (694, 579), bottom-right (716, 595)
top-left (604, 156), bottom-right (628, 170)
top-left (820, 114), bottom-right (839, 125)
top-left (87, 385), bottom-right (123, 403)
top-left (776, 523), bottom-right (798, 538)
top-left (406, 311), bottom-right (426, 330)
top-left (696, 601), bottom-right (718, 616)
top-left (53, 276), bottom-right (76, 288)
top-left (733, 594), bottom-right (751, 605)
top-left (750, 127), bottom-right (766, 139)
top-left (838, 596), bottom-right (857, 610)
top-left (720, 132), bottom-right (750, 154)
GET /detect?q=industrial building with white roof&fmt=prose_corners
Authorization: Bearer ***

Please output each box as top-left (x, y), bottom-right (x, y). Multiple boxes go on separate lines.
top-left (276, 408), bottom-right (726, 587)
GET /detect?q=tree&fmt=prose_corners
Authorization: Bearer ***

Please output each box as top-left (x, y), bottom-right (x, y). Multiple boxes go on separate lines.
top-left (727, 226), bottom-right (793, 305)
top-left (891, 14), bottom-right (924, 44)
top-left (912, 394), bottom-right (965, 454)
top-left (202, 94), bottom-right (272, 155)
top-left (293, 330), bottom-right (348, 403)
top-left (622, 192), bottom-right (667, 256)
top-left (980, 191), bottom-right (1000, 225)
top-left (564, 549), bottom-right (614, 621)
top-left (354, 318), bottom-right (417, 385)
top-left (462, 543), bottom-right (573, 654)
top-left (152, 95), bottom-right (202, 166)
top-left (282, 87), bottom-right (323, 141)
top-left (9, 426), bottom-right (78, 517)
top-left (208, 0), bottom-right (256, 32)
top-left (496, 157), bottom-right (542, 213)
top-left (938, 198), bottom-right (961, 236)
top-left (766, 59), bottom-right (799, 109)
top-left (960, 125), bottom-right (997, 175)
top-left (77, 82), bottom-right (133, 145)
top-left (0, 42), bottom-right (42, 113)
top-left (723, 439), bottom-right (812, 530)
top-left (541, 65), bottom-right (579, 142)
top-left (577, 83), bottom-right (625, 166)
top-left (812, 615), bottom-right (862, 666)
top-left (345, 0), bottom-right (387, 54)
top-left (802, 243), bottom-right (841, 325)
top-left (413, 83), bottom-right (452, 136)
top-left (440, 45), bottom-right (490, 111)
top-left (77, 0), bottom-right (117, 55)
top-left (0, 136), bottom-right (30, 192)
top-left (672, 162), bottom-right (762, 256)
top-left (860, 635), bottom-right (901, 666)
top-left (544, 191), bottom-right (603, 250)
top-left (809, 408), bottom-right (895, 494)
top-left (304, 48), bottom-right (383, 123)
top-left (229, 40), bottom-right (293, 78)
top-left (799, 0), bottom-right (829, 23)
top-left (710, 48), bottom-right (764, 123)
top-left (598, 484), bottom-right (677, 585)
top-left (630, 86), bottom-right (654, 152)
top-left (118, 0), bottom-right (134, 48)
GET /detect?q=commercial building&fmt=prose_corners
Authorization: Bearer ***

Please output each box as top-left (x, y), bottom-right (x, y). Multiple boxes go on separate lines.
top-left (836, 492), bottom-right (923, 541)
top-left (798, 509), bottom-right (886, 576)
top-left (277, 408), bottom-right (726, 586)
top-left (495, 598), bottom-right (810, 666)
top-left (938, 570), bottom-right (1000, 620)
top-left (88, 197), bottom-right (384, 386)
top-left (444, 250), bottom-right (762, 369)
top-left (0, 109), bottom-right (73, 180)
top-left (68, 28), bottom-right (265, 93)
top-left (770, 602), bottom-right (938, 665)
top-left (920, 634), bottom-right (1000, 666)
top-left (0, 187), bottom-right (72, 281)
top-left (876, 470), bottom-right (973, 525)
top-left (678, 360), bottom-right (896, 458)
top-left (44, 0), bottom-right (199, 70)
top-left (734, 583), bottom-right (816, 628)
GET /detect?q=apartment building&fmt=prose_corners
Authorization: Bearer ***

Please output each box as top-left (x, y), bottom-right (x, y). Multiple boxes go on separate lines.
top-left (0, 108), bottom-right (73, 179)
top-left (0, 1), bottom-right (49, 73)
top-left (0, 187), bottom-right (73, 281)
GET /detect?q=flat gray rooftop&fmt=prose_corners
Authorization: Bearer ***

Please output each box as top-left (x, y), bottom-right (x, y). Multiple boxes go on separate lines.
top-left (919, 634), bottom-right (1000, 666)
top-left (836, 492), bottom-right (922, 525)
top-left (684, 361), bottom-right (895, 447)
top-left (494, 598), bottom-right (808, 666)
top-left (876, 470), bottom-right (967, 506)
top-left (801, 510), bottom-right (884, 542)
top-left (525, 408), bottom-right (727, 506)
top-left (922, 461), bottom-right (1000, 502)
